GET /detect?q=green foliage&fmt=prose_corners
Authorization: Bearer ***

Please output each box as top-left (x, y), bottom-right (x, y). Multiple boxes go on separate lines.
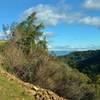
top-left (31, 60), bottom-right (95, 100)
top-left (4, 12), bottom-right (47, 55)
top-left (2, 12), bottom-right (48, 82)
top-left (1, 13), bottom-right (99, 100)
top-left (60, 50), bottom-right (100, 81)
top-left (57, 50), bottom-right (100, 99)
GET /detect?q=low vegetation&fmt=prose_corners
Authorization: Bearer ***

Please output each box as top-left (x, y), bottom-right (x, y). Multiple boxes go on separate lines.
top-left (0, 70), bottom-right (34, 100)
top-left (0, 12), bottom-right (100, 100)
top-left (59, 50), bottom-right (100, 80)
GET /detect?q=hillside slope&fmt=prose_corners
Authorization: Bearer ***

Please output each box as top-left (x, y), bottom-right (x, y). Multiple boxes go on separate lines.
top-left (60, 50), bottom-right (100, 79)
top-left (0, 69), bottom-right (66, 100)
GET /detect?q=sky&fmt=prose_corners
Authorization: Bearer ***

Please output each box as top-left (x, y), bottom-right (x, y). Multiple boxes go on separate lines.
top-left (0, 0), bottom-right (100, 51)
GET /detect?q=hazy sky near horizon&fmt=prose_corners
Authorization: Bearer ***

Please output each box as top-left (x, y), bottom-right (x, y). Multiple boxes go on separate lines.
top-left (0, 0), bottom-right (100, 51)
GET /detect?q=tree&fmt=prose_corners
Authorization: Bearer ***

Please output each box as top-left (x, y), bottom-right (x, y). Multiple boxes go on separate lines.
top-left (2, 12), bottom-right (48, 83)
top-left (7, 12), bottom-right (47, 55)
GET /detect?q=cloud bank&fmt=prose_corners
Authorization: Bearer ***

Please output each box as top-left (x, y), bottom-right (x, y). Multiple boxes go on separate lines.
top-left (22, 4), bottom-right (82, 26)
top-left (83, 0), bottom-right (100, 10)
top-left (21, 4), bottom-right (100, 27)
top-left (79, 16), bottom-right (100, 27)
top-left (48, 44), bottom-right (100, 51)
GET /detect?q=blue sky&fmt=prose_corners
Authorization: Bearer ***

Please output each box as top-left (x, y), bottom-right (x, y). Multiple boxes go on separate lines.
top-left (0, 0), bottom-right (100, 51)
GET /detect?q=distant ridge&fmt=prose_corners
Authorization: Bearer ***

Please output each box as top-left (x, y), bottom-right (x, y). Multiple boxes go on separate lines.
top-left (49, 51), bottom-right (72, 56)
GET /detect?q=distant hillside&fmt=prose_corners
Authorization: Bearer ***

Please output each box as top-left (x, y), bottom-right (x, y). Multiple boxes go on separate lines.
top-left (49, 51), bottom-right (71, 56)
top-left (60, 50), bottom-right (100, 80)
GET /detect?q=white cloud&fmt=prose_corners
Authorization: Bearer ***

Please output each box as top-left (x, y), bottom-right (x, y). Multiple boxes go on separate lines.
top-left (21, 4), bottom-right (83, 26)
top-left (48, 44), bottom-right (100, 51)
top-left (21, 4), bottom-right (100, 28)
top-left (47, 44), bottom-right (53, 49)
top-left (48, 45), bottom-right (74, 51)
top-left (83, 0), bottom-right (100, 10)
top-left (79, 16), bottom-right (100, 27)
top-left (21, 4), bottom-right (66, 26)
top-left (44, 32), bottom-right (54, 38)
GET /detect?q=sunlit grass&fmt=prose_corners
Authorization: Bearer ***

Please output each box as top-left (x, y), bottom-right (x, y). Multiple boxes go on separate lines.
top-left (0, 40), bottom-right (7, 46)
top-left (0, 75), bottom-right (35, 100)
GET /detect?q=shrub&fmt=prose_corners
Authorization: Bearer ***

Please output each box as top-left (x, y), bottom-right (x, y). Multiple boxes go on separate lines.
top-left (2, 12), bottom-right (96, 100)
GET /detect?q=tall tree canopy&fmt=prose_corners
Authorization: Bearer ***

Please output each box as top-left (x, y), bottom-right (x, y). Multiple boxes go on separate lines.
top-left (3, 12), bottom-right (47, 55)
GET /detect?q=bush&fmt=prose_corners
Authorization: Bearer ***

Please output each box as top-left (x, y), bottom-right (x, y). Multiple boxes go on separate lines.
top-left (30, 60), bottom-right (95, 100)
top-left (1, 12), bottom-right (97, 100)
top-left (3, 43), bottom-right (95, 99)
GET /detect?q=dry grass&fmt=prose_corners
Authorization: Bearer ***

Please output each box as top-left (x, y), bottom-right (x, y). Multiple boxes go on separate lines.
top-left (0, 69), bottom-right (66, 100)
